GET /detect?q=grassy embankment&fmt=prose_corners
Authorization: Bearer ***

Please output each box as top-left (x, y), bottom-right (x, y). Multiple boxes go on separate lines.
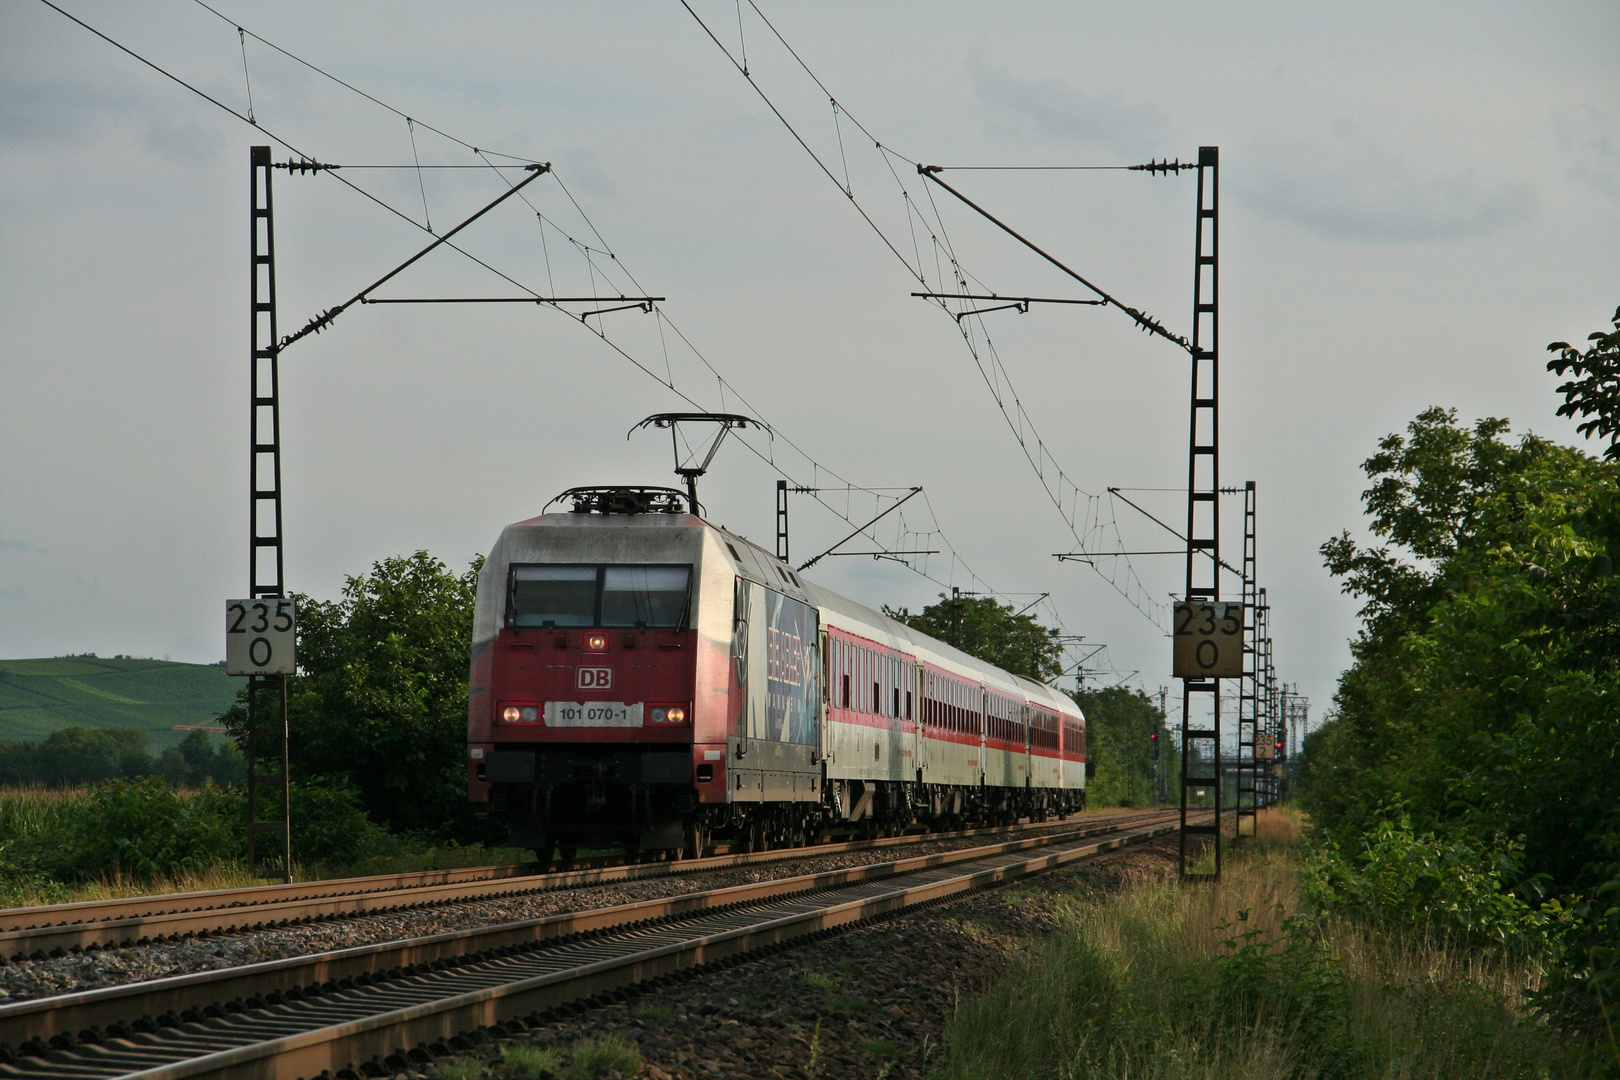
top-left (936, 810), bottom-right (1598, 1079)
top-left (0, 784), bottom-right (529, 908)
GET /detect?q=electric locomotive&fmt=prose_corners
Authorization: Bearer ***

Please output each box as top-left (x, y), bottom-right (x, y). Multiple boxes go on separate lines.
top-left (466, 486), bottom-right (1088, 860)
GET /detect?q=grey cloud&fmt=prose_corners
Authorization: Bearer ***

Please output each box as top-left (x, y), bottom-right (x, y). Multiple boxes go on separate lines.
top-left (970, 57), bottom-right (1169, 156)
top-left (971, 61), bottom-right (1534, 244)
top-left (1553, 104), bottom-right (1620, 203)
top-left (142, 118), bottom-right (224, 166)
top-left (0, 536), bottom-right (46, 555)
top-left (1236, 125), bottom-right (1535, 243)
top-left (553, 147), bottom-right (617, 198)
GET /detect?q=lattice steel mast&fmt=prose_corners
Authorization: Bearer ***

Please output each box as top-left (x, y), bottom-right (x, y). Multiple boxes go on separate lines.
top-left (1179, 147), bottom-right (1222, 879)
top-left (247, 146), bottom-right (292, 882)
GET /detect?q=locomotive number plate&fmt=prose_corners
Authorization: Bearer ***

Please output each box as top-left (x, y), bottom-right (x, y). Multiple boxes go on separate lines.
top-left (545, 702), bottom-right (644, 727)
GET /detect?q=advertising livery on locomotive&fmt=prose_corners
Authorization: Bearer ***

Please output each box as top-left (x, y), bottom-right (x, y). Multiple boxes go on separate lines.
top-left (467, 486), bottom-right (1088, 860)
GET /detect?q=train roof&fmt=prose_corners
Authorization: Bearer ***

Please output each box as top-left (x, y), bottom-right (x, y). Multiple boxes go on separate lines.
top-left (486, 498), bottom-right (1082, 718)
top-left (716, 526), bottom-right (1079, 716)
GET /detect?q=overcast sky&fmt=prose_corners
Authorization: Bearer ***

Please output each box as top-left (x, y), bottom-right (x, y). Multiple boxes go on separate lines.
top-left (3, 1), bottom-right (1617, 731)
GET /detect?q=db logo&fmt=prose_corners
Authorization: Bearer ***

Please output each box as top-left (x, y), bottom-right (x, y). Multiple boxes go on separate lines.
top-left (576, 667), bottom-right (613, 690)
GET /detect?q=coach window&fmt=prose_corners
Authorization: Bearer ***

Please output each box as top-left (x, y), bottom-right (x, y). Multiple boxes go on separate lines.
top-left (905, 689), bottom-right (912, 720)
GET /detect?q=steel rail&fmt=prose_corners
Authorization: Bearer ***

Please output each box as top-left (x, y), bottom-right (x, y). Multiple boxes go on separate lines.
top-left (0, 810), bottom-right (1160, 960)
top-left (0, 815), bottom-right (1174, 1048)
top-left (0, 816), bottom-right (1178, 1078)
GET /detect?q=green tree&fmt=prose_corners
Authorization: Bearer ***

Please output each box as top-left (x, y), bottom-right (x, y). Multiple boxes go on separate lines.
top-left (225, 551), bottom-right (486, 841)
top-left (1548, 305), bottom-right (1620, 459)
top-left (1070, 686), bottom-right (1172, 807)
top-left (1302, 405), bottom-right (1620, 892)
top-left (883, 593), bottom-right (1063, 681)
top-left (31, 727), bottom-right (152, 786)
top-left (155, 730), bottom-right (245, 787)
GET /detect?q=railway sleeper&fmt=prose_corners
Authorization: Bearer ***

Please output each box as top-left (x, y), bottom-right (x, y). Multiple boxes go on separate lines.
top-left (0, 821), bottom-right (1149, 1068)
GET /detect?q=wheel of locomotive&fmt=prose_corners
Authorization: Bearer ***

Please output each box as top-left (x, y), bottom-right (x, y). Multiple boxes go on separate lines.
top-left (558, 845), bottom-right (578, 865)
top-left (532, 842), bottom-right (555, 869)
top-left (682, 820), bottom-right (707, 861)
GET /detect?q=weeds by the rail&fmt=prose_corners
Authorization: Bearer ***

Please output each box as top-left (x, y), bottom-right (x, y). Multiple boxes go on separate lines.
top-left (934, 809), bottom-right (1595, 1079)
top-left (498, 1043), bottom-right (562, 1078)
top-left (430, 1057), bottom-right (483, 1080)
top-left (565, 1034), bottom-right (641, 1077)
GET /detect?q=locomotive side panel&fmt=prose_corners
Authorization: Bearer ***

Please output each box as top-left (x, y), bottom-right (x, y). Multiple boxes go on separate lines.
top-left (724, 574), bottom-right (822, 804)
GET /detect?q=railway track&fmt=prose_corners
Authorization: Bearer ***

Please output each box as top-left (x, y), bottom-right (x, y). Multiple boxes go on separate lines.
top-left (0, 809), bottom-right (1165, 962)
top-left (0, 812), bottom-right (1178, 1078)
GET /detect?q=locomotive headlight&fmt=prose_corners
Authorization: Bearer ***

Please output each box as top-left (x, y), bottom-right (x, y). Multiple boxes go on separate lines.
top-left (650, 707), bottom-right (668, 723)
top-left (585, 632), bottom-right (608, 651)
top-left (502, 706), bottom-right (521, 722)
top-left (667, 706), bottom-right (687, 723)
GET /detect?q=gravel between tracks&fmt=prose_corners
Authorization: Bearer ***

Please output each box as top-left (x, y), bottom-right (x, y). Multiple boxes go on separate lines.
top-left (0, 813), bottom-right (1161, 1005)
top-left (418, 832), bottom-right (1180, 1080)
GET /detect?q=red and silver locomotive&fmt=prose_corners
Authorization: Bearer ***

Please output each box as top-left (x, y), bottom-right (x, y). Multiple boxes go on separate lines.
top-left (467, 487), bottom-right (1088, 859)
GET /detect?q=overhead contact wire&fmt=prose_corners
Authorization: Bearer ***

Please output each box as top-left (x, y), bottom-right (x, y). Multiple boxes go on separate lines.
top-left (47, 0), bottom-right (1030, 616)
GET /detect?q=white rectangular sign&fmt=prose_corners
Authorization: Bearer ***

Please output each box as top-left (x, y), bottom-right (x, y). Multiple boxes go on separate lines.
top-left (225, 598), bottom-right (297, 676)
top-left (544, 701), bottom-right (643, 727)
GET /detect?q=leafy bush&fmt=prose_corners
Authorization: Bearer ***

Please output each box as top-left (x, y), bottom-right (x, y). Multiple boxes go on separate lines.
top-left (286, 780), bottom-right (399, 866)
top-left (64, 777), bottom-right (243, 878)
top-left (0, 774), bottom-right (396, 884)
top-left (1304, 814), bottom-right (1571, 956)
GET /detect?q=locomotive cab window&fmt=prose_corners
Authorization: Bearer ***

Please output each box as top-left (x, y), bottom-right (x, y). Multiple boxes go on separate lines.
top-left (601, 566), bottom-right (690, 627)
top-left (507, 564), bottom-right (691, 629)
top-left (509, 565), bottom-right (597, 627)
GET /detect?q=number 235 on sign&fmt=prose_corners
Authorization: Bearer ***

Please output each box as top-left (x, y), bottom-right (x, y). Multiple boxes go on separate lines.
top-left (225, 599), bottom-right (296, 676)
top-left (1172, 601), bottom-right (1243, 679)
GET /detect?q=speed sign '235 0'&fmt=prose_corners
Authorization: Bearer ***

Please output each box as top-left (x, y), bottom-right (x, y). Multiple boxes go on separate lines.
top-left (225, 599), bottom-right (296, 676)
top-left (1172, 601), bottom-right (1243, 679)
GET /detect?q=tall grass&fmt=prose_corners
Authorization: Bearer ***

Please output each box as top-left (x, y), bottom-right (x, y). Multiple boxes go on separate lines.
top-left (0, 784), bottom-right (530, 907)
top-left (935, 810), bottom-right (1595, 1079)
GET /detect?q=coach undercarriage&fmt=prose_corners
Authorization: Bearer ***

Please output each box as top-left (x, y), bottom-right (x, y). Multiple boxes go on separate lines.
top-left (489, 752), bottom-right (1087, 864)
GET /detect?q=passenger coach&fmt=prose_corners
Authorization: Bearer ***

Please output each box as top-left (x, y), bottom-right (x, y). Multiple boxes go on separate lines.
top-left (467, 487), bottom-right (1088, 861)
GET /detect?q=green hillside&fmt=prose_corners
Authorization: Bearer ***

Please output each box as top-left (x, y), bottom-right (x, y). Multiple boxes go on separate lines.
top-left (0, 656), bottom-right (240, 747)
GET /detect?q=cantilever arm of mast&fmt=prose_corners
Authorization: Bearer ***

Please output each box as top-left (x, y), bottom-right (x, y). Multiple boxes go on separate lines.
top-left (911, 292), bottom-right (1107, 323)
top-left (362, 296), bottom-right (664, 305)
top-left (914, 165), bottom-right (1191, 353)
top-left (279, 163), bottom-right (550, 351)
top-left (1104, 486), bottom-right (1243, 578)
top-left (798, 487), bottom-right (923, 571)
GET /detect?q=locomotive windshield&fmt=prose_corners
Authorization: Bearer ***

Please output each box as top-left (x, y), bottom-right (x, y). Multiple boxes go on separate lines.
top-left (601, 566), bottom-right (689, 627)
top-left (508, 564), bottom-right (691, 629)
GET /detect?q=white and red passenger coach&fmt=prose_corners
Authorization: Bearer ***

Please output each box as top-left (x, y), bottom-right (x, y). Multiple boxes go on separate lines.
top-left (467, 487), bottom-right (1089, 859)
